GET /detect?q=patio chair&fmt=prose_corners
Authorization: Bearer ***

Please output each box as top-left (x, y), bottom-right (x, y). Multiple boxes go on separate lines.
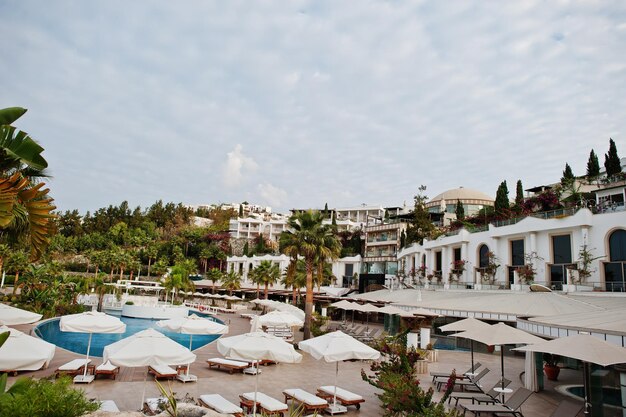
top-left (549, 399), bottom-right (583, 417)
top-left (448, 379), bottom-right (511, 407)
top-left (239, 392), bottom-right (288, 416)
top-left (148, 364), bottom-right (177, 379)
top-left (206, 357), bottom-right (249, 374)
top-left (95, 360), bottom-right (120, 380)
top-left (317, 386), bottom-right (365, 410)
top-left (283, 388), bottom-right (328, 413)
top-left (54, 359), bottom-right (91, 378)
top-left (460, 387), bottom-right (532, 416)
top-left (198, 394), bottom-right (244, 417)
top-left (431, 362), bottom-right (482, 382)
top-left (361, 328), bottom-right (384, 342)
top-left (435, 367), bottom-right (490, 391)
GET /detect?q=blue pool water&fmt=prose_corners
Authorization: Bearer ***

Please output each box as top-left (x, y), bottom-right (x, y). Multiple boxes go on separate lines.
top-left (566, 385), bottom-right (621, 407)
top-left (35, 313), bottom-right (224, 357)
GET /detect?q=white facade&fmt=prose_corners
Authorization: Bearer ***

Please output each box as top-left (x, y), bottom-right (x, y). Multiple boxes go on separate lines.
top-left (398, 207), bottom-right (626, 291)
top-left (229, 216), bottom-right (289, 242)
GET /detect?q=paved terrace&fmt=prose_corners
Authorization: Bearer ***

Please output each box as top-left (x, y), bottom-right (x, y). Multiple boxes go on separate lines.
top-left (8, 311), bottom-right (590, 416)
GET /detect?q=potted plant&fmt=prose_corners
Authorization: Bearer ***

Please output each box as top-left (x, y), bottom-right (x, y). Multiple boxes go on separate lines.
top-left (482, 252), bottom-right (500, 284)
top-left (543, 353), bottom-right (561, 381)
top-left (449, 259), bottom-right (467, 282)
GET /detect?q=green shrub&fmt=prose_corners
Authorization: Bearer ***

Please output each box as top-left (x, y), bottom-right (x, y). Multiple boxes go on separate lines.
top-left (0, 376), bottom-right (99, 417)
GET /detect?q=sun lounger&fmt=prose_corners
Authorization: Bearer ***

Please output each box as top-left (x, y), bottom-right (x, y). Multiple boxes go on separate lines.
top-left (549, 399), bottom-right (583, 417)
top-left (240, 392), bottom-right (288, 416)
top-left (431, 362), bottom-right (482, 382)
top-left (143, 397), bottom-right (167, 416)
top-left (95, 360), bottom-right (120, 380)
top-left (198, 394), bottom-right (244, 417)
top-left (460, 387), bottom-right (532, 416)
top-left (148, 364), bottom-right (177, 379)
top-left (435, 367), bottom-right (490, 391)
top-left (283, 388), bottom-right (328, 412)
top-left (448, 379), bottom-right (511, 407)
top-left (207, 358), bottom-right (250, 374)
top-left (54, 359), bottom-right (91, 378)
top-left (99, 400), bottom-right (120, 412)
top-left (317, 385), bottom-right (365, 410)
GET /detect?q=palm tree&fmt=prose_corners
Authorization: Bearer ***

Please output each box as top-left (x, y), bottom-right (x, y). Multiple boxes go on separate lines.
top-left (0, 107), bottom-right (56, 260)
top-left (222, 270), bottom-right (241, 295)
top-left (253, 260), bottom-right (281, 299)
top-left (281, 210), bottom-right (341, 339)
top-left (7, 250), bottom-right (29, 295)
top-left (206, 268), bottom-right (223, 294)
top-left (145, 243), bottom-right (158, 278)
top-left (281, 258), bottom-right (306, 305)
top-left (248, 266), bottom-right (261, 299)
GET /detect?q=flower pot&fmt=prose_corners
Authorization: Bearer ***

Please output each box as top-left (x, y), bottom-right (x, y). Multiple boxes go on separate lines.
top-left (544, 365), bottom-right (560, 381)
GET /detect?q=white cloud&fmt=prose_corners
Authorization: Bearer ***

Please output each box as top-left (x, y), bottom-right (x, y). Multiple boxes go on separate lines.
top-left (257, 183), bottom-right (288, 208)
top-left (223, 144), bottom-right (258, 187)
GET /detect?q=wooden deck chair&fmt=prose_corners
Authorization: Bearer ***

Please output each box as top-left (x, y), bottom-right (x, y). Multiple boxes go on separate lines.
top-left (460, 387), bottom-right (532, 416)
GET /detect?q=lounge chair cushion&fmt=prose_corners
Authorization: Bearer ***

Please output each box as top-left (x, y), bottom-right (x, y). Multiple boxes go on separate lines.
top-left (58, 359), bottom-right (90, 371)
top-left (145, 397), bottom-right (166, 413)
top-left (208, 358), bottom-right (249, 367)
top-left (199, 394), bottom-right (243, 414)
top-left (319, 386), bottom-right (363, 401)
top-left (96, 361), bottom-right (118, 372)
top-left (150, 364), bottom-right (176, 375)
top-left (242, 392), bottom-right (288, 412)
top-left (283, 388), bottom-right (328, 406)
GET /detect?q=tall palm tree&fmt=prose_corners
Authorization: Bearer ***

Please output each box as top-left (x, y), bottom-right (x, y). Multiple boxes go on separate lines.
top-left (222, 270), bottom-right (241, 295)
top-left (281, 210), bottom-right (341, 339)
top-left (0, 107), bottom-right (56, 260)
top-left (281, 258), bottom-right (306, 305)
top-left (248, 266), bottom-right (261, 299)
top-left (253, 260), bottom-right (281, 299)
top-left (206, 268), bottom-right (223, 294)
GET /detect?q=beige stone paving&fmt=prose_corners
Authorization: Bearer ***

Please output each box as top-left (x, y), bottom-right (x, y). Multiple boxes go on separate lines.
top-left (8, 312), bottom-right (587, 416)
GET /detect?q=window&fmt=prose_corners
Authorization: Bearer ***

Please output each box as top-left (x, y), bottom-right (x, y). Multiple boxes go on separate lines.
top-left (511, 239), bottom-right (524, 266)
top-left (552, 235), bottom-right (572, 264)
top-left (454, 247), bottom-right (461, 262)
top-left (478, 245), bottom-right (489, 268)
top-left (605, 230), bottom-right (626, 292)
top-left (609, 230), bottom-right (626, 261)
top-left (435, 251), bottom-right (442, 273)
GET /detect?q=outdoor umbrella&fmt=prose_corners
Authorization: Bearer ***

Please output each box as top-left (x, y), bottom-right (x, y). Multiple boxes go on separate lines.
top-left (103, 328), bottom-right (197, 408)
top-left (377, 305), bottom-right (415, 317)
top-left (251, 310), bottom-right (303, 332)
top-left (439, 317), bottom-right (491, 374)
top-left (217, 331), bottom-right (302, 416)
top-left (0, 325), bottom-right (55, 371)
top-left (0, 303), bottom-right (42, 325)
top-left (514, 334), bottom-right (626, 416)
top-left (451, 323), bottom-right (544, 398)
top-left (329, 300), bottom-right (354, 322)
top-left (156, 314), bottom-right (228, 382)
top-left (299, 331), bottom-right (380, 413)
top-left (60, 311), bottom-right (126, 383)
top-left (407, 307), bottom-right (441, 318)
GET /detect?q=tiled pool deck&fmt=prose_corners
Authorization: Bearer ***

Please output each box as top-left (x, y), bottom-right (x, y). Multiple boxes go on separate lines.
top-left (9, 312), bottom-right (587, 416)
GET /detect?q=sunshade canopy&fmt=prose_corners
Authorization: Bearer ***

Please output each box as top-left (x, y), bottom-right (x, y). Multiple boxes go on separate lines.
top-left (406, 307), bottom-right (441, 318)
top-left (377, 305), bottom-right (414, 317)
top-left (103, 328), bottom-right (196, 367)
top-left (513, 334), bottom-right (626, 367)
top-left (156, 314), bottom-right (228, 335)
top-left (329, 300), bottom-right (354, 309)
top-left (0, 303), bottom-right (42, 325)
top-left (452, 322), bottom-right (545, 346)
top-left (352, 303), bottom-right (380, 313)
top-left (60, 311), bottom-right (126, 334)
top-left (252, 311), bottom-right (303, 331)
top-left (217, 331), bottom-right (302, 363)
top-left (439, 317), bottom-right (491, 332)
top-left (0, 326), bottom-right (55, 371)
top-left (298, 331), bottom-right (381, 362)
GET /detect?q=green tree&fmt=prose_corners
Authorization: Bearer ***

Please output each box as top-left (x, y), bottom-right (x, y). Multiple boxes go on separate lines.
top-left (586, 149), bottom-right (600, 179)
top-left (561, 163), bottom-right (575, 185)
top-left (512, 180), bottom-right (524, 213)
top-left (206, 268), bottom-right (223, 294)
top-left (454, 200), bottom-right (464, 221)
top-left (254, 260), bottom-right (281, 299)
top-left (0, 107), bottom-right (56, 259)
top-left (238, 205), bottom-right (243, 217)
top-left (222, 270), bottom-right (241, 295)
top-left (144, 243), bottom-right (159, 277)
top-left (604, 138), bottom-right (622, 177)
top-left (7, 250), bottom-right (29, 295)
top-left (405, 185), bottom-right (435, 245)
top-left (494, 181), bottom-right (510, 215)
top-left (280, 210), bottom-right (341, 339)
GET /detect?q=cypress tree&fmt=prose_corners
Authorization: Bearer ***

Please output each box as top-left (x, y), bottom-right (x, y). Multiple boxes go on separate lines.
top-left (586, 149), bottom-right (600, 179)
top-left (494, 181), bottom-right (510, 214)
top-left (455, 199), bottom-right (465, 220)
top-left (604, 138), bottom-right (622, 177)
top-left (238, 204), bottom-right (244, 217)
top-left (561, 163), bottom-right (575, 185)
top-left (324, 202), bottom-right (329, 218)
top-left (515, 180), bottom-right (524, 207)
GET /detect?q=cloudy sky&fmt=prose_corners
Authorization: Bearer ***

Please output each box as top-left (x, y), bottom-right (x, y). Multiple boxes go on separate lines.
top-left (2, 1), bottom-right (625, 214)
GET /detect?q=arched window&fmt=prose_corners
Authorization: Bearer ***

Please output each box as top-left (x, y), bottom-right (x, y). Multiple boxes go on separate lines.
top-left (609, 230), bottom-right (626, 261)
top-left (478, 245), bottom-right (489, 268)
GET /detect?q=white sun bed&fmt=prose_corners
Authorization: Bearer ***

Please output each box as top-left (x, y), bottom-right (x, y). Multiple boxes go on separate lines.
top-left (95, 360), bottom-right (120, 379)
top-left (283, 388), bottom-right (328, 412)
top-left (148, 364), bottom-right (177, 379)
top-left (207, 357), bottom-right (250, 373)
top-left (198, 394), bottom-right (244, 416)
top-left (54, 359), bottom-right (91, 378)
top-left (317, 386), bottom-right (365, 409)
top-left (240, 392), bottom-right (288, 415)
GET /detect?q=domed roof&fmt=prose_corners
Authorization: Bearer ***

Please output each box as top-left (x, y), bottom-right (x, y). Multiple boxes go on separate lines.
top-left (427, 187), bottom-right (494, 205)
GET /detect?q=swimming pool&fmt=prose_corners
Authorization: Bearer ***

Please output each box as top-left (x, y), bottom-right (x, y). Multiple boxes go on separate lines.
top-left (35, 313), bottom-right (225, 357)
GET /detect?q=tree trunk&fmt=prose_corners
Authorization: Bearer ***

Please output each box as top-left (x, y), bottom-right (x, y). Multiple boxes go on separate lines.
top-left (147, 258), bottom-right (152, 278)
top-left (94, 265), bottom-right (99, 278)
top-left (304, 259), bottom-right (314, 340)
top-left (264, 283), bottom-right (269, 299)
top-left (12, 272), bottom-right (19, 295)
top-left (256, 284), bottom-right (260, 299)
top-left (292, 287), bottom-right (297, 305)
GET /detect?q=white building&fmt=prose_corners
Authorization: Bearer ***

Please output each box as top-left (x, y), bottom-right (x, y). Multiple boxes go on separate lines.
top-left (398, 207), bottom-right (626, 292)
top-left (425, 187), bottom-right (494, 226)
